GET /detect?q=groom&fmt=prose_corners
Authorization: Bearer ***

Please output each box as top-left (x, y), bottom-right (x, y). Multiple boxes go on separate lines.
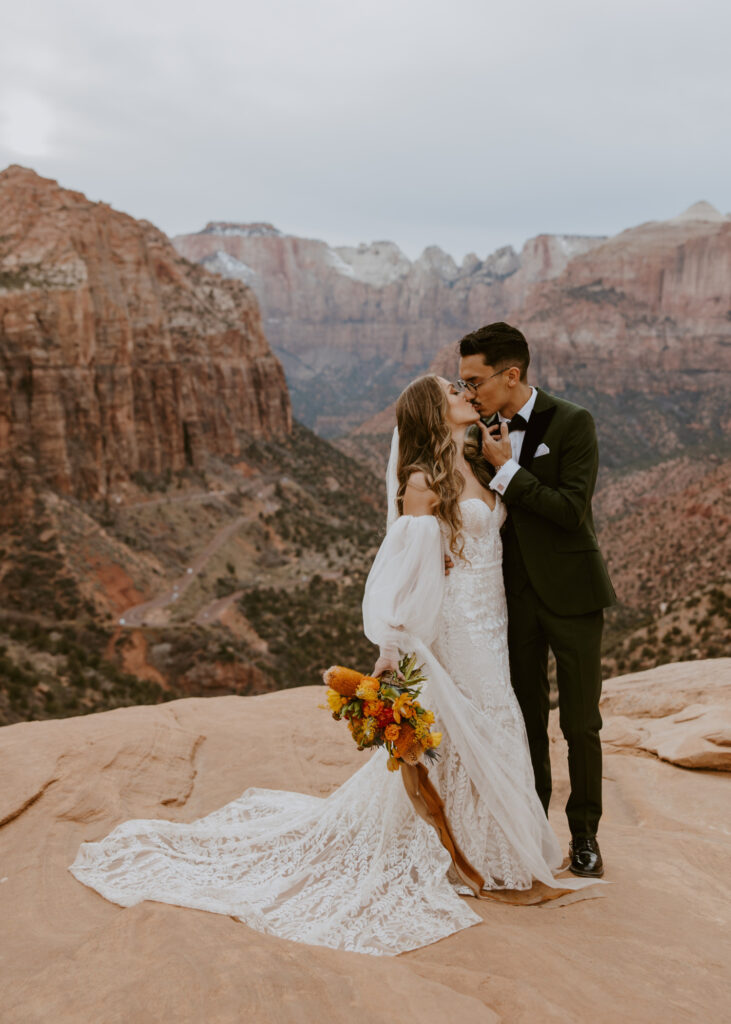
top-left (457, 321), bottom-right (615, 877)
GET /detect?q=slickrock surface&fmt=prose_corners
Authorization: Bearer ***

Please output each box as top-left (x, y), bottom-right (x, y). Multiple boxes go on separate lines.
top-left (1, 659), bottom-right (729, 1023)
top-left (0, 166), bottom-right (291, 523)
top-left (600, 660), bottom-right (731, 769)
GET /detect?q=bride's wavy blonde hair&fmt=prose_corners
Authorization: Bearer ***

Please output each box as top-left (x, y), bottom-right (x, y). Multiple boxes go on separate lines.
top-left (395, 374), bottom-right (465, 559)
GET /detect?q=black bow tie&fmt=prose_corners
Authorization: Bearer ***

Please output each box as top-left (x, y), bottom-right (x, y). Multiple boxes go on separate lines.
top-left (507, 413), bottom-right (529, 433)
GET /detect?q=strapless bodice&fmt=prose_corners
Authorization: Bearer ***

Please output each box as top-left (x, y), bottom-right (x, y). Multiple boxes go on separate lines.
top-left (447, 497), bottom-right (506, 568)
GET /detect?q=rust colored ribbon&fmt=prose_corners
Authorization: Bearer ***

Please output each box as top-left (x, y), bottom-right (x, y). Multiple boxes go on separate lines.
top-left (401, 762), bottom-right (575, 905)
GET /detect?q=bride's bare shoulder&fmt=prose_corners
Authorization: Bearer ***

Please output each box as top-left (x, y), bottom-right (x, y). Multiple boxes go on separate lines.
top-left (403, 471), bottom-right (438, 516)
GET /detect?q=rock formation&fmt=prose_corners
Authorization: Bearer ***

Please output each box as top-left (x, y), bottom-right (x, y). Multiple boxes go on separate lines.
top-left (428, 203), bottom-right (731, 466)
top-left (343, 203), bottom-right (731, 471)
top-left (173, 222), bottom-right (606, 435)
top-left (0, 166), bottom-right (291, 524)
top-left (175, 204), bottom-right (731, 450)
top-left (462, 202), bottom-right (731, 398)
top-left (599, 658), bottom-right (731, 768)
top-left (1, 658), bottom-right (729, 1022)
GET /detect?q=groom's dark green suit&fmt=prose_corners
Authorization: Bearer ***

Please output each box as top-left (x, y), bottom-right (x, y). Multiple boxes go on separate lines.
top-left (487, 388), bottom-right (615, 839)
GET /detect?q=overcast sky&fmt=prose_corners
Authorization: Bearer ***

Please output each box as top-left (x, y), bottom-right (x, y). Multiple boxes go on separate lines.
top-left (1, 0), bottom-right (729, 260)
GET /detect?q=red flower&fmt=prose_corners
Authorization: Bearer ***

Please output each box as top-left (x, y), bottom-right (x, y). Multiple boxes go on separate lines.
top-left (376, 707), bottom-right (395, 729)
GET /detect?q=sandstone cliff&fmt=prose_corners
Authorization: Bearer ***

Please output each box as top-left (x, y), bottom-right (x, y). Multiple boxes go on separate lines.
top-left (3, 171), bottom-right (728, 728)
top-left (0, 168), bottom-right (384, 721)
top-left (173, 222), bottom-right (605, 435)
top-left (174, 205), bottom-right (731, 452)
top-left (433, 203), bottom-right (731, 433)
top-left (1, 659), bottom-right (729, 1022)
top-left (0, 166), bottom-right (291, 522)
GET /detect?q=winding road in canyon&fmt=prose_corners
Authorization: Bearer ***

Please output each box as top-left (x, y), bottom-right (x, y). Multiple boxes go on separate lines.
top-left (117, 478), bottom-right (279, 629)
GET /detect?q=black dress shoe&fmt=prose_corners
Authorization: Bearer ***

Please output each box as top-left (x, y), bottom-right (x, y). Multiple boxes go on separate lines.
top-left (569, 837), bottom-right (604, 877)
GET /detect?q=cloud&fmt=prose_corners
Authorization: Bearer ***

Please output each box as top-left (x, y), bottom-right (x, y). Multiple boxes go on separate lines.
top-left (1, 0), bottom-right (729, 259)
top-left (0, 91), bottom-right (57, 158)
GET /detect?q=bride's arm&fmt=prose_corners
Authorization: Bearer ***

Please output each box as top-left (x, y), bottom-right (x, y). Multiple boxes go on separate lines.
top-left (401, 471), bottom-right (438, 517)
top-left (364, 476), bottom-right (444, 677)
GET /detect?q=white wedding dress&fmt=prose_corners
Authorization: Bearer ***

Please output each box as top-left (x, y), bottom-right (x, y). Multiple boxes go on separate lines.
top-left (69, 497), bottom-right (577, 956)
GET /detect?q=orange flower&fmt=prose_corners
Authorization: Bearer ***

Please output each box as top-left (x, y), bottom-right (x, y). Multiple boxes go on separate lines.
top-left (323, 665), bottom-right (365, 697)
top-left (395, 723), bottom-right (423, 765)
top-left (364, 700), bottom-right (384, 717)
top-left (384, 724), bottom-right (400, 742)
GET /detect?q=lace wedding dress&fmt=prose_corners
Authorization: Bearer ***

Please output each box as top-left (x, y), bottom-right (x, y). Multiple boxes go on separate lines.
top-left (69, 497), bottom-right (577, 956)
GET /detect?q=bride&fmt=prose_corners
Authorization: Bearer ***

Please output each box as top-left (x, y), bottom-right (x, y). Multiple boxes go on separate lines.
top-left (69, 375), bottom-right (588, 956)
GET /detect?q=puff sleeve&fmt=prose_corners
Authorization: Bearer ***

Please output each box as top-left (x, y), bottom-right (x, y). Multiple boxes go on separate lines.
top-left (362, 515), bottom-right (445, 661)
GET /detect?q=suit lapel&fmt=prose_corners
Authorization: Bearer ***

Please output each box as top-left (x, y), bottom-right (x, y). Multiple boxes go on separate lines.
top-left (520, 389), bottom-right (556, 467)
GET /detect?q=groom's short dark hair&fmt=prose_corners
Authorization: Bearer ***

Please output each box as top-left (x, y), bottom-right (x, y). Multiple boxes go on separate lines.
top-left (459, 322), bottom-right (530, 380)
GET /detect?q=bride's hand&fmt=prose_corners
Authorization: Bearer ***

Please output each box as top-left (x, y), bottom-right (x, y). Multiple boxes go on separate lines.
top-left (479, 420), bottom-right (512, 468)
top-left (372, 655), bottom-right (403, 679)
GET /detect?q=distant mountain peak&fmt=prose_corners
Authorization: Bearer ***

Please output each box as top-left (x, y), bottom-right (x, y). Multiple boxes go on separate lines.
top-left (671, 201), bottom-right (724, 223)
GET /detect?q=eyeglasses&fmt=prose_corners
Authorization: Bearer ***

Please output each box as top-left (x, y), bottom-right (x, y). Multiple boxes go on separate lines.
top-left (454, 367), bottom-right (514, 394)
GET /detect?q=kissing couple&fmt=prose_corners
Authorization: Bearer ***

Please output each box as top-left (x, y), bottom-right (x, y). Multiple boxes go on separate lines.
top-left (70, 321), bottom-right (616, 957)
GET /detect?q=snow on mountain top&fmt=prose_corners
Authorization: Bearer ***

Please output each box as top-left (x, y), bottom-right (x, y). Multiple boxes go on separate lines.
top-left (332, 241), bottom-right (411, 287)
top-left (201, 249), bottom-right (257, 283)
top-left (552, 234), bottom-right (608, 256)
top-left (324, 248), bottom-right (355, 278)
top-left (201, 223), bottom-right (282, 238)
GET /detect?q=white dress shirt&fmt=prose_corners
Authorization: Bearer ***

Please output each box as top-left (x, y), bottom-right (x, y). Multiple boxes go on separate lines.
top-left (489, 386), bottom-right (538, 496)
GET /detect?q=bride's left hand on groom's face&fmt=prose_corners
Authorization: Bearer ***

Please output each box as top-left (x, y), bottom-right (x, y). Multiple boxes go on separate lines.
top-left (480, 421), bottom-right (512, 468)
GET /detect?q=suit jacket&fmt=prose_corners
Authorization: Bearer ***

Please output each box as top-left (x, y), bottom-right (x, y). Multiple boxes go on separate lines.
top-left (488, 388), bottom-right (616, 616)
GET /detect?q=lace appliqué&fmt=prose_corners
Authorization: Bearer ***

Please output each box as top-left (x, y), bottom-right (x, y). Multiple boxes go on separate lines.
top-left (70, 497), bottom-right (547, 956)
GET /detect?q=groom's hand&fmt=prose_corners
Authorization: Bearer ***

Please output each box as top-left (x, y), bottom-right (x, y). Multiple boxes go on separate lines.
top-left (480, 421), bottom-right (512, 468)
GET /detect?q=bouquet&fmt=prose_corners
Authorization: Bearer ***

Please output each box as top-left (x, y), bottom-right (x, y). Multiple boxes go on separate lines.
top-left (321, 653), bottom-right (442, 772)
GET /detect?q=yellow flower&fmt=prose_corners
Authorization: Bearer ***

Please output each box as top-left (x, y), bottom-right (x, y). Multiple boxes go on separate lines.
top-left (392, 693), bottom-right (415, 723)
top-left (384, 723), bottom-right (400, 742)
top-left (421, 710), bottom-right (435, 726)
top-left (356, 676), bottom-right (380, 701)
top-left (326, 688), bottom-right (347, 714)
top-left (361, 717), bottom-right (376, 742)
top-left (413, 720), bottom-right (428, 741)
top-left (427, 732), bottom-right (443, 749)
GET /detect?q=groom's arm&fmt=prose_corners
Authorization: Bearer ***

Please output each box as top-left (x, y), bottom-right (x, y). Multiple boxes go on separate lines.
top-left (496, 410), bottom-right (599, 532)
